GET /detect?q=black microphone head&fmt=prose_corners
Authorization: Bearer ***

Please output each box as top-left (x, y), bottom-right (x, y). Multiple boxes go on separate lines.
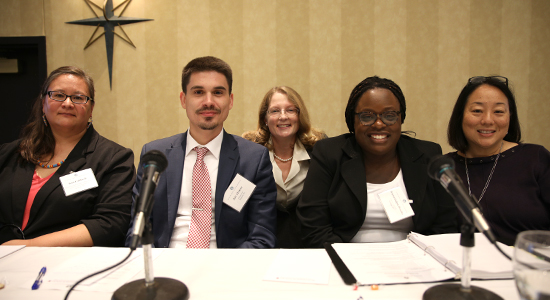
top-left (141, 150), bottom-right (168, 173)
top-left (427, 155), bottom-right (455, 180)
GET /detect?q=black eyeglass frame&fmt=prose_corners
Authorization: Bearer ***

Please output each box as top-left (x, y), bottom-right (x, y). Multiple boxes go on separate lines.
top-left (467, 76), bottom-right (508, 87)
top-left (46, 91), bottom-right (93, 104)
top-left (355, 111), bottom-right (401, 126)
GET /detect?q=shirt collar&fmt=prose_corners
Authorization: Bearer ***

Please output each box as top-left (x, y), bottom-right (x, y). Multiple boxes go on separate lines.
top-left (185, 128), bottom-right (224, 160)
top-left (269, 139), bottom-right (310, 162)
top-left (293, 139), bottom-right (310, 161)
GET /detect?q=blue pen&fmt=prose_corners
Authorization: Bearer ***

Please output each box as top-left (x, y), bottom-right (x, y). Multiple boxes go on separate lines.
top-left (31, 267), bottom-right (47, 290)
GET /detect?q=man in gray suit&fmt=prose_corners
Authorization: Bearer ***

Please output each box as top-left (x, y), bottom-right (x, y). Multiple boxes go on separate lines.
top-left (127, 56), bottom-right (276, 248)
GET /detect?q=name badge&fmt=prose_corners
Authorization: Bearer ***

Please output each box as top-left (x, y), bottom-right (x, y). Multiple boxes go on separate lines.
top-left (223, 173), bottom-right (256, 213)
top-left (377, 187), bottom-right (415, 223)
top-left (59, 168), bottom-right (99, 196)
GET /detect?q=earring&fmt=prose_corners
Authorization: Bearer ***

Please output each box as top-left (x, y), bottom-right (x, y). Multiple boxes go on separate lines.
top-left (87, 116), bottom-right (93, 129)
top-left (42, 113), bottom-right (48, 126)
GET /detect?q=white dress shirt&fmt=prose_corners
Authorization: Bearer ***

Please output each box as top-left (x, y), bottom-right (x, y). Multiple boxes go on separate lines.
top-left (170, 129), bottom-right (223, 248)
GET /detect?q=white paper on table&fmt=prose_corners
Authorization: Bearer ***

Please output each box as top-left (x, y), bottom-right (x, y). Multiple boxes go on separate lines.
top-left (0, 245), bottom-right (25, 259)
top-left (21, 247), bottom-right (164, 292)
top-left (408, 232), bottom-right (514, 279)
top-left (332, 240), bottom-right (454, 285)
top-left (263, 249), bottom-right (331, 285)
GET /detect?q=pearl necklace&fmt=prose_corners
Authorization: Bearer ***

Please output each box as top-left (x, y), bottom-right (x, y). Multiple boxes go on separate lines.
top-left (464, 142), bottom-right (503, 203)
top-left (273, 153), bottom-right (293, 162)
top-left (38, 159), bottom-right (66, 169)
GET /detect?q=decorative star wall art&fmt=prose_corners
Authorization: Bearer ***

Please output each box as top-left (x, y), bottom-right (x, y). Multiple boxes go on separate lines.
top-left (66, 0), bottom-right (153, 89)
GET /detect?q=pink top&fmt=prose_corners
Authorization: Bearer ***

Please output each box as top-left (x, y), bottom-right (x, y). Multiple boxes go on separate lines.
top-left (21, 171), bottom-right (55, 230)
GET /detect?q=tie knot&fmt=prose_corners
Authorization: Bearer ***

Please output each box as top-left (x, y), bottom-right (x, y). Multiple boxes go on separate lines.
top-left (194, 146), bottom-right (209, 159)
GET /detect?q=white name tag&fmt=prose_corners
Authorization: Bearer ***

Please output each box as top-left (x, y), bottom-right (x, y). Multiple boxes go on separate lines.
top-left (223, 173), bottom-right (256, 213)
top-left (59, 168), bottom-right (99, 197)
top-left (377, 187), bottom-right (415, 223)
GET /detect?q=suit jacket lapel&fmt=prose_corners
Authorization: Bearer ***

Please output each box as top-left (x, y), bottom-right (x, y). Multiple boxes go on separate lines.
top-left (215, 131), bottom-right (238, 233)
top-left (11, 162), bottom-right (33, 225)
top-left (397, 138), bottom-right (427, 221)
top-left (164, 133), bottom-right (186, 227)
top-left (341, 138), bottom-right (368, 214)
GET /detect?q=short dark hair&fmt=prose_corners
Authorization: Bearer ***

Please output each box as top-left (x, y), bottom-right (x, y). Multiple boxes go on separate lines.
top-left (344, 76), bottom-right (406, 133)
top-left (181, 56), bottom-right (233, 94)
top-left (447, 76), bottom-right (521, 153)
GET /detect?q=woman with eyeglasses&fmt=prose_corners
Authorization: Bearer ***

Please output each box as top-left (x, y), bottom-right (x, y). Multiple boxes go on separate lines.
top-left (0, 66), bottom-right (136, 247)
top-left (243, 86), bottom-right (325, 248)
top-left (297, 76), bottom-right (457, 248)
top-left (446, 76), bottom-right (550, 246)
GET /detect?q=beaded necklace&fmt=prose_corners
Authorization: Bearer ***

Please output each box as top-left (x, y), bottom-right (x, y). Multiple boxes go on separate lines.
top-left (38, 159), bottom-right (66, 169)
top-left (273, 153), bottom-right (293, 162)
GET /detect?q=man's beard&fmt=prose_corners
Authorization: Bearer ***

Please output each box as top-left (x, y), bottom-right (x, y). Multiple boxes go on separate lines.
top-left (196, 107), bottom-right (221, 130)
top-left (198, 119), bottom-right (219, 130)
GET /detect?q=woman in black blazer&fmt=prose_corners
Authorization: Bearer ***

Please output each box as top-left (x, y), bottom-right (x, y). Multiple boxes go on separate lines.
top-left (0, 66), bottom-right (135, 247)
top-left (297, 76), bottom-right (457, 248)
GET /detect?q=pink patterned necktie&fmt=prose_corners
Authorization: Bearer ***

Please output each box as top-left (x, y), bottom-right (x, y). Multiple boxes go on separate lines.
top-left (186, 146), bottom-right (212, 249)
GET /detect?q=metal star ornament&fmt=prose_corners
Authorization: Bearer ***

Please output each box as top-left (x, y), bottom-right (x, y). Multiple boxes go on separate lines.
top-left (66, 0), bottom-right (153, 89)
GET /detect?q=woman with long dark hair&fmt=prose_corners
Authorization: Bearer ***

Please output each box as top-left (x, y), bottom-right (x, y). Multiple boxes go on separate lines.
top-left (0, 66), bottom-right (135, 247)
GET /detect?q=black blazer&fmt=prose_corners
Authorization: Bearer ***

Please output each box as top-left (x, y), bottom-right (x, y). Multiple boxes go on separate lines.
top-left (297, 134), bottom-right (457, 248)
top-left (0, 127), bottom-right (136, 246)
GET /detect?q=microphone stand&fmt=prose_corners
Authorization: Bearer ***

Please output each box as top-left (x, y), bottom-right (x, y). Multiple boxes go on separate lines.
top-left (423, 217), bottom-right (503, 300)
top-left (112, 222), bottom-right (189, 300)
top-left (142, 223), bottom-right (156, 287)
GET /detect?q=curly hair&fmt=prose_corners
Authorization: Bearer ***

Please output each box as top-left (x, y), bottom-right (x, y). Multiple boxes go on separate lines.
top-left (242, 86), bottom-right (325, 151)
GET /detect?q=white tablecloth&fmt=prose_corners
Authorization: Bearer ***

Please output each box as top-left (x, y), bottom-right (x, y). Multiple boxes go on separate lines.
top-left (0, 246), bottom-right (518, 300)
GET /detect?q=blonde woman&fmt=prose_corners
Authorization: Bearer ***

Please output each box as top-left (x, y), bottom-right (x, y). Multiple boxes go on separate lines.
top-left (243, 86), bottom-right (325, 248)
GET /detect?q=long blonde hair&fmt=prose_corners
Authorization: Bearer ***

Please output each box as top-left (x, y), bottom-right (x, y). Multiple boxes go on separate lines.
top-left (242, 86), bottom-right (325, 151)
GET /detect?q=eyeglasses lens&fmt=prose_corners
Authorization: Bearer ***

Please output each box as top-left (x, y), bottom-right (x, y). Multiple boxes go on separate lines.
top-left (360, 112), bottom-right (398, 126)
top-left (268, 108), bottom-right (298, 116)
top-left (48, 92), bottom-right (88, 104)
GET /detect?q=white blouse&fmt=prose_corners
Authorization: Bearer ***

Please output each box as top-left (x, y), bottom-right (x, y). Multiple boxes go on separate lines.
top-left (350, 169), bottom-right (414, 243)
top-left (269, 140), bottom-right (310, 210)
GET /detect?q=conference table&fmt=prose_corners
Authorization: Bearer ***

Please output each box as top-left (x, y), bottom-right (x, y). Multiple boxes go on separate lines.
top-left (0, 246), bottom-right (518, 300)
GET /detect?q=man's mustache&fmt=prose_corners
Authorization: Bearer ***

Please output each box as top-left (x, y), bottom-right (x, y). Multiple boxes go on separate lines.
top-left (196, 107), bottom-right (221, 114)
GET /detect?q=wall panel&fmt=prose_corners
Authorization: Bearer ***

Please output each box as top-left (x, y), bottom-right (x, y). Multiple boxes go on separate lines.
top-left (0, 0), bottom-right (548, 166)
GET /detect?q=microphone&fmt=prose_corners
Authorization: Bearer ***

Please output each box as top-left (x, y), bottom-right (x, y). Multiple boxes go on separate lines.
top-left (427, 155), bottom-right (497, 244)
top-left (129, 150), bottom-right (168, 250)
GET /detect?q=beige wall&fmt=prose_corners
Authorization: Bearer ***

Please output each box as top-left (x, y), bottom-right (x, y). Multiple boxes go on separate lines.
top-left (2, 0), bottom-right (549, 166)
